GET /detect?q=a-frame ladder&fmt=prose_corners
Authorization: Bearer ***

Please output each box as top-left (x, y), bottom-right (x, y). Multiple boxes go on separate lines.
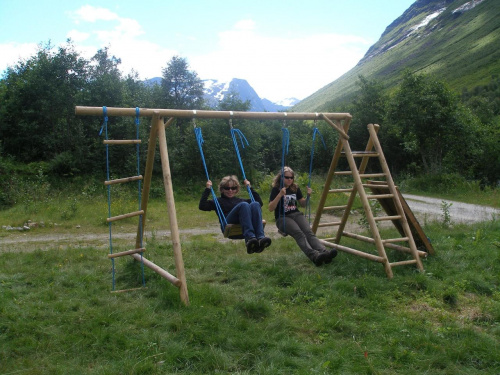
top-left (312, 122), bottom-right (426, 278)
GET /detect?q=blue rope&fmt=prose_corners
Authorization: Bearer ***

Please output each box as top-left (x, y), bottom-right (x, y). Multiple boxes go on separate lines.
top-left (194, 126), bottom-right (228, 230)
top-left (306, 127), bottom-right (327, 223)
top-left (101, 106), bottom-right (116, 290)
top-left (279, 127), bottom-right (290, 232)
top-left (230, 128), bottom-right (254, 201)
top-left (135, 107), bottom-right (145, 287)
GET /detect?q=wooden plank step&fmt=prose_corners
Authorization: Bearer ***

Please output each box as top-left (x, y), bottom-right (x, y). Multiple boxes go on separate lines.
top-left (104, 175), bottom-right (143, 186)
top-left (103, 139), bottom-right (141, 144)
top-left (359, 173), bottom-right (386, 178)
top-left (107, 210), bottom-right (144, 223)
top-left (334, 171), bottom-right (352, 175)
top-left (108, 247), bottom-right (146, 259)
top-left (111, 287), bottom-right (147, 293)
top-left (363, 183), bottom-right (389, 189)
top-left (329, 188), bottom-right (354, 193)
top-left (224, 220), bottom-right (266, 239)
top-left (366, 194), bottom-right (394, 199)
top-left (341, 151), bottom-right (378, 158)
top-left (317, 221), bottom-right (342, 227)
top-left (374, 215), bottom-right (402, 222)
top-left (382, 237), bottom-right (410, 244)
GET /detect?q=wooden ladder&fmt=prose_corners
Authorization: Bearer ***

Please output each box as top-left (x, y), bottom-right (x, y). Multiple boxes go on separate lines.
top-left (312, 123), bottom-right (426, 278)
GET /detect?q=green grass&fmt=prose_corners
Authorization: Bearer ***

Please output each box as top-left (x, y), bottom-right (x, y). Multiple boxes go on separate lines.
top-left (1, 183), bottom-right (499, 374)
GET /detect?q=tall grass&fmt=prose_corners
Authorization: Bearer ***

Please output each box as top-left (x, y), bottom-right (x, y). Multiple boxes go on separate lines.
top-left (1, 174), bottom-right (499, 374)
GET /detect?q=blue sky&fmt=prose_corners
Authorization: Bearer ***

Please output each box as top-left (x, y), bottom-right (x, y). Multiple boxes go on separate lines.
top-left (0, 0), bottom-right (415, 101)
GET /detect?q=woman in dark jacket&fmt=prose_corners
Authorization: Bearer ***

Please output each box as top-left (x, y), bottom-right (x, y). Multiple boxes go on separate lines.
top-left (199, 175), bottom-right (271, 254)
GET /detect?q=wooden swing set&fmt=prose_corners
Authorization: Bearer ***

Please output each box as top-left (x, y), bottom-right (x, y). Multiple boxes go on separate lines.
top-left (76, 106), bottom-right (434, 306)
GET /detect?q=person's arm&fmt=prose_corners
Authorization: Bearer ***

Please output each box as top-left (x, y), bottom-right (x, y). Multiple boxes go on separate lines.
top-left (245, 179), bottom-right (264, 207)
top-left (268, 187), bottom-right (286, 212)
top-left (199, 180), bottom-right (215, 211)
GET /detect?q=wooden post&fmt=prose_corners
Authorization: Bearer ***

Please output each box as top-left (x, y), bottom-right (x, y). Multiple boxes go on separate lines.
top-left (156, 112), bottom-right (189, 306)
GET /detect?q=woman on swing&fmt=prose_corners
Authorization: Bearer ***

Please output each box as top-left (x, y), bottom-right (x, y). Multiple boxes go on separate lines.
top-left (269, 166), bottom-right (337, 266)
top-left (199, 175), bottom-right (272, 254)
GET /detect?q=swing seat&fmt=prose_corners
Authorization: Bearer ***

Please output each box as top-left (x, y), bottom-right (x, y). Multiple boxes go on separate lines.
top-left (223, 220), bottom-right (266, 239)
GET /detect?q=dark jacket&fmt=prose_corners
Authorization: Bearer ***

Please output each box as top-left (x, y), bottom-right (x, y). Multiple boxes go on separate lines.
top-left (199, 187), bottom-right (263, 217)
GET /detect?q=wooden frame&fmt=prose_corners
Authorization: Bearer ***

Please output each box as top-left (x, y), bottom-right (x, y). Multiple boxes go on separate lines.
top-left (76, 106), bottom-right (429, 291)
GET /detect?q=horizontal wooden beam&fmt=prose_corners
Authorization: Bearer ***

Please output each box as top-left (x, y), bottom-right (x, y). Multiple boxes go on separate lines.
top-left (76, 106), bottom-right (352, 121)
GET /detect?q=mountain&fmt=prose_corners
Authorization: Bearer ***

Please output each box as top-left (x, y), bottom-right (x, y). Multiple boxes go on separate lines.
top-left (294, 0), bottom-right (500, 112)
top-left (203, 78), bottom-right (300, 111)
top-left (144, 77), bottom-right (300, 111)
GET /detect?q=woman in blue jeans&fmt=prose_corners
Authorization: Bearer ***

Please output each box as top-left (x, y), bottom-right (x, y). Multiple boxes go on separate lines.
top-left (268, 166), bottom-right (337, 266)
top-left (199, 175), bottom-right (272, 254)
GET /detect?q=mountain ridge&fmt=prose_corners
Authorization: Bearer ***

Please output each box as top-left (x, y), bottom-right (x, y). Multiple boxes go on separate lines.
top-left (293, 0), bottom-right (499, 112)
top-left (143, 77), bottom-right (300, 112)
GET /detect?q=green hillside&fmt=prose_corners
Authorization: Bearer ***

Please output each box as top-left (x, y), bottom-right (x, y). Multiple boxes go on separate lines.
top-left (295, 0), bottom-right (500, 112)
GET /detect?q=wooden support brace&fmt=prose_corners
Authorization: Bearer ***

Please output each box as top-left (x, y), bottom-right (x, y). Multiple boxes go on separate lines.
top-left (374, 215), bottom-right (402, 222)
top-left (329, 188), bottom-right (354, 193)
top-left (390, 259), bottom-right (418, 267)
top-left (320, 239), bottom-right (384, 262)
top-left (317, 221), bottom-right (342, 228)
top-left (323, 205), bottom-right (349, 210)
top-left (366, 194), bottom-right (394, 200)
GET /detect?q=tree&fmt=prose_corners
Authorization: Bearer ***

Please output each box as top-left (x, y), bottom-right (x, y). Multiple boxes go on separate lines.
top-left (161, 56), bottom-right (204, 109)
top-left (0, 40), bottom-right (88, 167)
top-left (386, 71), bottom-right (472, 174)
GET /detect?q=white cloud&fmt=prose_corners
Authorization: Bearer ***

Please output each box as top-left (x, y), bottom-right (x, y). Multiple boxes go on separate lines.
top-left (66, 29), bottom-right (90, 42)
top-left (69, 5), bottom-right (119, 23)
top-left (191, 20), bottom-right (370, 101)
top-left (0, 42), bottom-right (38, 73)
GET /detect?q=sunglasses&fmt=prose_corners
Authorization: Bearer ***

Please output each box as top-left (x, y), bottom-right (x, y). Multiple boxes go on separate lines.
top-left (223, 186), bottom-right (238, 191)
top-left (283, 176), bottom-right (294, 180)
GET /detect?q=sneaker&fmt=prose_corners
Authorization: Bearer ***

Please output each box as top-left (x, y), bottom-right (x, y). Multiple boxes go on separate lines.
top-left (245, 238), bottom-right (259, 254)
top-left (257, 237), bottom-right (272, 253)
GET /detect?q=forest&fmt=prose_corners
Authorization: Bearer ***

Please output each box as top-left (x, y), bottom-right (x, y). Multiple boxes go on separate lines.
top-left (0, 41), bottom-right (499, 209)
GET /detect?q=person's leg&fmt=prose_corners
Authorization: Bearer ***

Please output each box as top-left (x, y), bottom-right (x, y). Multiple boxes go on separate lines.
top-left (226, 202), bottom-right (256, 239)
top-left (292, 212), bottom-right (326, 251)
top-left (249, 202), bottom-right (265, 239)
top-left (277, 215), bottom-right (319, 262)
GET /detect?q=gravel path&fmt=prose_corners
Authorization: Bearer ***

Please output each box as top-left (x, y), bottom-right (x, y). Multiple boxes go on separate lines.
top-left (1, 194), bottom-right (498, 252)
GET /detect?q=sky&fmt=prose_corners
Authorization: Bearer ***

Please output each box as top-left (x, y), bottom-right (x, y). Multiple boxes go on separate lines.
top-left (0, 0), bottom-right (415, 102)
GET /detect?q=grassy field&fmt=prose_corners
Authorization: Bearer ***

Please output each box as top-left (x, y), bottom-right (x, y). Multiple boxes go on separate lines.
top-left (0, 181), bottom-right (499, 374)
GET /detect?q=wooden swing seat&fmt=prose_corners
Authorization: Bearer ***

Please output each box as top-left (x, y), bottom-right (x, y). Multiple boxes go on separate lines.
top-left (224, 220), bottom-right (266, 239)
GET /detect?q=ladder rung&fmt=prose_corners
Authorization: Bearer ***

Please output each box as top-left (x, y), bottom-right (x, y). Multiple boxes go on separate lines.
top-left (104, 175), bottom-right (143, 186)
top-left (107, 210), bottom-right (144, 223)
top-left (108, 248), bottom-right (146, 258)
top-left (329, 188), bottom-right (354, 193)
top-left (317, 221), bottom-right (342, 227)
top-left (366, 194), bottom-right (394, 199)
top-left (374, 215), bottom-right (402, 222)
top-left (390, 259), bottom-right (418, 267)
top-left (382, 237), bottom-right (410, 244)
top-left (324, 205), bottom-right (348, 210)
top-left (359, 173), bottom-right (386, 178)
top-left (103, 140), bottom-right (142, 144)
top-left (342, 151), bottom-right (378, 158)
top-left (334, 171), bottom-right (352, 175)
top-left (363, 183), bottom-right (389, 189)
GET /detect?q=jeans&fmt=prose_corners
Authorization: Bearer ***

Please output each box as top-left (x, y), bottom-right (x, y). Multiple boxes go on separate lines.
top-left (276, 211), bottom-right (326, 260)
top-left (226, 202), bottom-right (265, 240)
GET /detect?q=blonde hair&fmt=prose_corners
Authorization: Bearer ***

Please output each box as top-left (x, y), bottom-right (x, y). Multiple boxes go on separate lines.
top-left (272, 166), bottom-right (298, 192)
top-left (219, 175), bottom-right (241, 194)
